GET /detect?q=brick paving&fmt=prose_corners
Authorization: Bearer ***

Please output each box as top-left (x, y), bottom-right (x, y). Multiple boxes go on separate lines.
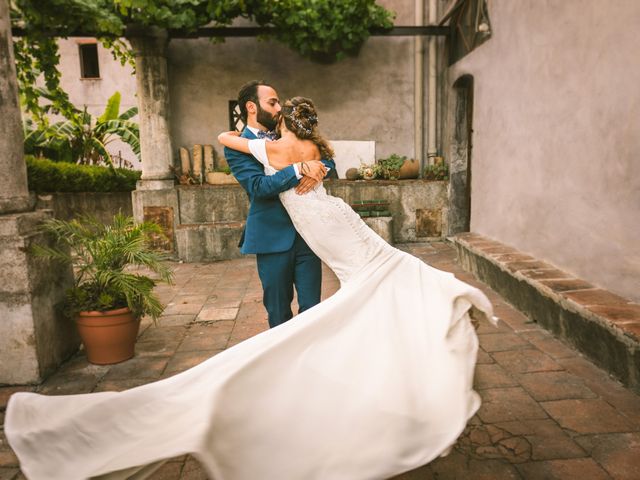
top-left (1, 242), bottom-right (639, 479)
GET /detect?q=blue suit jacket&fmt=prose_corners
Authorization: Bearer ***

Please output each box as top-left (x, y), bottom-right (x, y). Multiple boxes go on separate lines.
top-left (224, 128), bottom-right (335, 255)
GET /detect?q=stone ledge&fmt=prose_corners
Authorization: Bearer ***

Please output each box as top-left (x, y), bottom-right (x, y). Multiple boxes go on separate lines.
top-left (451, 232), bottom-right (640, 393)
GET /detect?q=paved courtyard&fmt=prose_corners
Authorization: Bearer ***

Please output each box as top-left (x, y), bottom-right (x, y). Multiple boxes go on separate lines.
top-left (1, 242), bottom-right (639, 479)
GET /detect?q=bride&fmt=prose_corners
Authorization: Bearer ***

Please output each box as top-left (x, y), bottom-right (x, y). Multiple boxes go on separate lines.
top-left (6, 97), bottom-right (494, 480)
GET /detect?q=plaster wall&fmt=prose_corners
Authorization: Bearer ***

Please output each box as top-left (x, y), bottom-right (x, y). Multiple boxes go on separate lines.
top-left (52, 0), bottom-right (441, 169)
top-left (167, 35), bottom-right (414, 163)
top-left (167, 0), bottom-right (417, 163)
top-left (449, 0), bottom-right (640, 301)
top-left (57, 39), bottom-right (140, 168)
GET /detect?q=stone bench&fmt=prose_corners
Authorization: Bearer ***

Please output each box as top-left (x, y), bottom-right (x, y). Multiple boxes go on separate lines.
top-left (451, 232), bottom-right (640, 393)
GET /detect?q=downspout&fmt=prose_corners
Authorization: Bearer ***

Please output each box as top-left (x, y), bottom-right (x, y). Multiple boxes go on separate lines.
top-left (427, 0), bottom-right (438, 163)
top-left (414, 0), bottom-right (424, 175)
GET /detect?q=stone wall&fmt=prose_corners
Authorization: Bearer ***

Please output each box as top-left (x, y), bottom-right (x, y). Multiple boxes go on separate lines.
top-left (28, 182), bottom-right (447, 261)
top-left (172, 180), bottom-right (448, 261)
top-left (0, 212), bottom-right (79, 384)
top-left (54, 1), bottom-right (444, 166)
top-left (36, 192), bottom-right (133, 224)
top-left (447, 0), bottom-right (640, 302)
top-left (165, 0), bottom-right (427, 163)
top-left (326, 180), bottom-right (448, 242)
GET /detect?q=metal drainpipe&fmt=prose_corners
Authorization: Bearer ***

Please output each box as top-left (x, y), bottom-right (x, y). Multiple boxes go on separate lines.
top-left (427, 0), bottom-right (438, 165)
top-left (415, 0), bottom-right (424, 176)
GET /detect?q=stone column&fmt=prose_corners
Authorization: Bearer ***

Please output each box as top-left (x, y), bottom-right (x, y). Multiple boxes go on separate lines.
top-left (128, 27), bottom-right (179, 254)
top-left (0, 0), bottom-right (78, 384)
top-left (0, 0), bottom-right (32, 214)
top-left (128, 27), bottom-right (175, 190)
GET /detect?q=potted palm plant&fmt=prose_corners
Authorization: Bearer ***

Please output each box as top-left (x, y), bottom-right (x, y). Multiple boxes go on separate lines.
top-left (33, 214), bottom-right (173, 365)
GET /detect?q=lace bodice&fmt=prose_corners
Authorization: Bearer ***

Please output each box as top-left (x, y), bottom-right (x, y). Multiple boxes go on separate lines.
top-left (248, 140), bottom-right (391, 284)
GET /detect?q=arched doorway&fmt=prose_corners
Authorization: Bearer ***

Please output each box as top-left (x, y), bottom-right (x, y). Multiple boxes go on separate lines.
top-left (448, 74), bottom-right (474, 234)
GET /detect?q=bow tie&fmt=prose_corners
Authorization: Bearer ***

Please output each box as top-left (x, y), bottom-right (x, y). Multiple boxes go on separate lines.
top-left (256, 130), bottom-right (278, 141)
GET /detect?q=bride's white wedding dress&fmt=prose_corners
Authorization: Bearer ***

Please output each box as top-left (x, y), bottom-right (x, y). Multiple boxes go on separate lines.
top-left (6, 139), bottom-right (495, 480)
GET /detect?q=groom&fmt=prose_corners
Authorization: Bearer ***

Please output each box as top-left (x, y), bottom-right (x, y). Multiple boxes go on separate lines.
top-left (224, 80), bottom-right (335, 328)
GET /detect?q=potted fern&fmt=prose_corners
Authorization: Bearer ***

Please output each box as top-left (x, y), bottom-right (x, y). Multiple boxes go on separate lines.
top-left (33, 214), bottom-right (173, 365)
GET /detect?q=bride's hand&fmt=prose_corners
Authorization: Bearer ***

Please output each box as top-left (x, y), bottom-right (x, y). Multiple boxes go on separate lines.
top-left (300, 160), bottom-right (327, 182)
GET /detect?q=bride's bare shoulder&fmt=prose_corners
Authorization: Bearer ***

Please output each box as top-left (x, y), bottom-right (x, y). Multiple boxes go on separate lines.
top-left (301, 140), bottom-right (321, 160)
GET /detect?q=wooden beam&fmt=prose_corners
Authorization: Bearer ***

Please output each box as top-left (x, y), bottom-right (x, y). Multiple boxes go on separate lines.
top-left (11, 25), bottom-right (451, 39)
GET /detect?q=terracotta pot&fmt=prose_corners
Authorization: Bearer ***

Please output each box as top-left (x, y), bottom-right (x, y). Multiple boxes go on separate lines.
top-left (206, 171), bottom-right (239, 185)
top-left (76, 307), bottom-right (140, 365)
top-left (399, 158), bottom-right (420, 179)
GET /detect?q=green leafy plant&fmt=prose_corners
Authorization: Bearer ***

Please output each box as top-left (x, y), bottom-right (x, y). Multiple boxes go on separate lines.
top-left (32, 214), bottom-right (173, 322)
top-left (377, 154), bottom-right (406, 180)
top-left (205, 164), bottom-right (231, 174)
top-left (26, 155), bottom-right (141, 192)
top-left (249, 1), bottom-right (395, 63)
top-left (423, 162), bottom-right (449, 181)
top-left (23, 91), bottom-right (140, 167)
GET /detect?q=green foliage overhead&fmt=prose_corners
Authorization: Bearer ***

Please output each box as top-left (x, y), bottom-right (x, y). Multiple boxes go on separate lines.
top-left (11, 1), bottom-right (394, 122)
top-left (12, 1), bottom-right (393, 48)
top-left (249, 1), bottom-right (395, 62)
top-left (32, 214), bottom-right (173, 320)
top-left (26, 156), bottom-right (141, 193)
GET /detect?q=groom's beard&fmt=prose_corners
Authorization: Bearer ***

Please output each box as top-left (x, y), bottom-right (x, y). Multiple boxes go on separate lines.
top-left (257, 104), bottom-right (278, 131)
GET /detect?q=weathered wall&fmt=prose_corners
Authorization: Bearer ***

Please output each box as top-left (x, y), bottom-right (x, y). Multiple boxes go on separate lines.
top-left (57, 39), bottom-right (137, 112)
top-left (53, 1), bottom-right (450, 169)
top-left (167, 0), bottom-right (418, 163)
top-left (0, 212), bottom-right (79, 384)
top-left (448, 0), bottom-right (640, 301)
top-left (35, 192), bottom-right (133, 224)
top-left (176, 179), bottom-right (447, 246)
top-left (57, 39), bottom-right (140, 168)
top-left (167, 37), bottom-right (413, 162)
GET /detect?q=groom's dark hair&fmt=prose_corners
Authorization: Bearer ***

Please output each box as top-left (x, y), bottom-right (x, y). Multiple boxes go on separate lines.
top-left (238, 80), bottom-right (272, 123)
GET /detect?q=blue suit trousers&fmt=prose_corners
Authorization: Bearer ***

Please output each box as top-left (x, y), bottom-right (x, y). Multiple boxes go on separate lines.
top-left (256, 233), bottom-right (322, 328)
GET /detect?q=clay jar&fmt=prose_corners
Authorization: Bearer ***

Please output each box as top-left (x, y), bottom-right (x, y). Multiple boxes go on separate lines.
top-left (399, 159), bottom-right (420, 179)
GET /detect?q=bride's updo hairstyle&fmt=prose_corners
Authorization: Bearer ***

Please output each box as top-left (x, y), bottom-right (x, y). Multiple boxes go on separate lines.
top-left (280, 97), bottom-right (335, 159)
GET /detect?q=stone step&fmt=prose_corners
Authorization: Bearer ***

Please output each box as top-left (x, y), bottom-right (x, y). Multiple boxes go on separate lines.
top-left (175, 222), bottom-right (245, 263)
top-left (452, 232), bottom-right (640, 393)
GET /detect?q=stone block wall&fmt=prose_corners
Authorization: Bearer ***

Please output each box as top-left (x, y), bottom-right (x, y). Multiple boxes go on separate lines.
top-left (31, 181), bottom-right (448, 263)
top-left (325, 180), bottom-right (448, 242)
top-left (0, 211), bottom-right (79, 384)
top-left (36, 192), bottom-right (133, 224)
top-left (173, 179), bottom-right (447, 261)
